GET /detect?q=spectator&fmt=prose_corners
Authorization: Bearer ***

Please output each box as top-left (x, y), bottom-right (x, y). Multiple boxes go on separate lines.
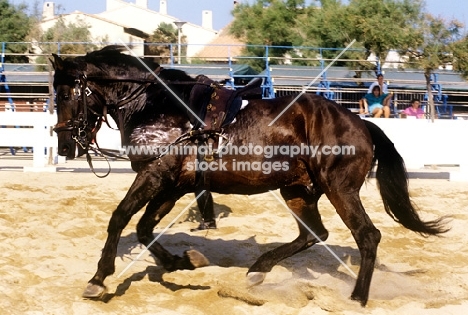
top-left (359, 73), bottom-right (392, 117)
top-left (359, 85), bottom-right (392, 118)
top-left (401, 99), bottom-right (425, 119)
top-left (368, 73), bottom-right (389, 95)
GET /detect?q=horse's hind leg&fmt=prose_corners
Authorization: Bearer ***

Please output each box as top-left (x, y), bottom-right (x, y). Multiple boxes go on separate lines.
top-left (136, 198), bottom-right (209, 271)
top-left (247, 185), bottom-right (328, 285)
top-left (192, 189), bottom-right (216, 230)
top-left (326, 191), bottom-right (381, 306)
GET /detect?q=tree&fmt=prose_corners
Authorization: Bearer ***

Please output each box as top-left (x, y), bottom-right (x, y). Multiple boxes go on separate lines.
top-left (308, 0), bottom-right (425, 78)
top-left (229, 0), bottom-right (468, 117)
top-left (303, 0), bottom-right (370, 75)
top-left (404, 14), bottom-right (465, 121)
top-left (229, 0), bottom-right (425, 73)
top-left (230, 0), bottom-right (311, 71)
top-left (346, 0), bottom-right (424, 61)
top-left (40, 17), bottom-right (95, 55)
top-left (145, 22), bottom-right (185, 64)
top-left (0, 0), bottom-right (31, 62)
top-left (29, 16), bottom-right (96, 69)
top-left (450, 35), bottom-right (468, 79)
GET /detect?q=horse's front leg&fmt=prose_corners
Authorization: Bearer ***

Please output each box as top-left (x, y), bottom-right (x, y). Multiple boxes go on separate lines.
top-left (136, 198), bottom-right (209, 271)
top-left (82, 171), bottom-right (162, 298)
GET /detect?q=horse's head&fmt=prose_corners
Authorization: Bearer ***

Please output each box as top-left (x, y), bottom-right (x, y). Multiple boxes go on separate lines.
top-left (51, 53), bottom-right (104, 159)
top-left (51, 46), bottom-right (202, 160)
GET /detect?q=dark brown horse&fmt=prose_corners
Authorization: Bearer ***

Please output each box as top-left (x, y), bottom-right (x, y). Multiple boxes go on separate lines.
top-left (51, 46), bottom-right (447, 306)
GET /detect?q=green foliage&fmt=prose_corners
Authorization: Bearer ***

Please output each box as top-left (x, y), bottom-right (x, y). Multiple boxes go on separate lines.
top-left (229, 0), bottom-right (432, 73)
top-left (230, 0), bottom-right (311, 70)
top-left (400, 14), bottom-right (465, 120)
top-left (40, 17), bottom-right (95, 55)
top-left (303, 0), bottom-right (369, 72)
top-left (451, 35), bottom-right (468, 79)
top-left (31, 17), bottom-right (96, 70)
top-left (347, 0), bottom-right (424, 58)
top-left (231, 0), bottom-right (306, 45)
top-left (404, 15), bottom-right (464, 73)
top-left (228, 0), bottom-right (468, 120)
top-left (0, 0), bottom-right (31, 62)
top-left (146, 22), bottom-right (186, 64)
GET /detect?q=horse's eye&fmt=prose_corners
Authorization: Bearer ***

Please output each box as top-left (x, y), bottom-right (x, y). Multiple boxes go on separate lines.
top-left (62, 94), bottom-right (70, 101)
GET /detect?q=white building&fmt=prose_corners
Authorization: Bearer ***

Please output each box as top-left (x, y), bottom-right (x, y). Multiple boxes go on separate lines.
top-left (40, 0), bottom-right (219, 57)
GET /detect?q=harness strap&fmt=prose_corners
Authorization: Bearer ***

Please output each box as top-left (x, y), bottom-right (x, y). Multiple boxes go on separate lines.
top-left (86, 145), bottom-right (111, 178)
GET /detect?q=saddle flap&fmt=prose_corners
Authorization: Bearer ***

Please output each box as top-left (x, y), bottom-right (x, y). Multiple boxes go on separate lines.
top-left (189, 75), bottom-right (263, 130)
top-left (189, 75), bottom-right (214, 128)
top-left (235, 77), bottom-right (263, 98)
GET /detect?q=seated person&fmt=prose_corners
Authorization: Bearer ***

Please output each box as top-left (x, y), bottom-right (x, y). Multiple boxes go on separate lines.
top-left (359, 85), bottom-right (392, 118)
top-left (401, 99), bottom-right (425, 119)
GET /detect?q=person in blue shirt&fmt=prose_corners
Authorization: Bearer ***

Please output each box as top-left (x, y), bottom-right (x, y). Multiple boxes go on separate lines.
top-left (359, 85), bottom-right (392, 118)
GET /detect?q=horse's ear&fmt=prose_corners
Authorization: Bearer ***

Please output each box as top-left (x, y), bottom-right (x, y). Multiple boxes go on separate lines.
top-left (50, 53), bottom-right (63, 71)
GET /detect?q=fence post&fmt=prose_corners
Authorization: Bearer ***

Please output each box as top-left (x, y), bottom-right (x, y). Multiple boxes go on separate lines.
top-left (23, 113), bottom-right (57, 173)
top-left (33, 119), bottom-right (46, 168)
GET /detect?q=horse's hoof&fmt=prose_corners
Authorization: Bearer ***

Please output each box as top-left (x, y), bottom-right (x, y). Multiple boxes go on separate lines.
top-left (203, 220), bottom-right (217, 229)
top-left (82, 282), bottom-right (106, 299)
top-left (246, 272), bottom-right (266, 287)
top-left (351, 293), bottom-right (368, 307)
top-left (185, 249), bottom-right (210, 268)
top-left (190, 221), bottom-right (217, 232)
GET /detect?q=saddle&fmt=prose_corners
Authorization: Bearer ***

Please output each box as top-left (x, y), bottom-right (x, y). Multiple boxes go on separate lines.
top-left (188, 75), bottom-right (262, 131)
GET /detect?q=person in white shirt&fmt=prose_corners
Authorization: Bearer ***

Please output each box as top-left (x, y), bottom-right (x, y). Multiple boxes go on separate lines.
top-left (368, 73), bottom-right (388, 94)
top-left (359, 73), bottom-right (392, 116)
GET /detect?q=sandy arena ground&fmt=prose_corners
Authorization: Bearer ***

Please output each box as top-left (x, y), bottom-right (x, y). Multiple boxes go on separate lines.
top-left (1, 169), bottom-right (468, 314)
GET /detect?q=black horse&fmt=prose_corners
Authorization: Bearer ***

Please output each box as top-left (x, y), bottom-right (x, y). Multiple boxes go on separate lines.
top-left (51, 46), bottom-right (447, 306)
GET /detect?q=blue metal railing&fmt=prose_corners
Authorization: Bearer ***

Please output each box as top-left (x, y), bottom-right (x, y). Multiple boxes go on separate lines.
top-left (0, 42), bottom-right (14, 107)
top-left (424, 73), bottom-right (453, 118)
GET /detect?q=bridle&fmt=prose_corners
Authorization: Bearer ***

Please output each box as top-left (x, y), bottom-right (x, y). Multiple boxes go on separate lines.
top-left (53, 74), bottom-right (124, 178)
top-left (53, 75), bottom-right (93, 150)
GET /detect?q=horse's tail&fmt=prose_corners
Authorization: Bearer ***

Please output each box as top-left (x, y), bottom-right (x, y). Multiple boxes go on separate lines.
top-left (363, 120), bottom-right (449, 236)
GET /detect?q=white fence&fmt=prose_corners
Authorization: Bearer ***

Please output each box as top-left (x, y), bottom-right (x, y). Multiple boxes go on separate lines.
top-left (0, 112), bottom-right (57, 171)
top-left (1, 112), bottom-right (468, 180)
top-left (365, 118), bottom-right (468, 180)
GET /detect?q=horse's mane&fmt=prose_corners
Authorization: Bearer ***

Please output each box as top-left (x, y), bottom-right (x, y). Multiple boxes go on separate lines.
top-left (84, 45), bottom-right (161, 75)
top-left (82, 46), bottom-right (196, 84)
top-left (55, 45), bottom-right (198, 121)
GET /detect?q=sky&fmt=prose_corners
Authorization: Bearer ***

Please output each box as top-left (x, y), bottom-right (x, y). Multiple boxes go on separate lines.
top-left (15, 0), bottom-right (468, 32)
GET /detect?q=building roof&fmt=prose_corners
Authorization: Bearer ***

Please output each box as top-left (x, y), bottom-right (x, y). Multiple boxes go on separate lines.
top-left (194, 24), bottom-right (245, 62)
